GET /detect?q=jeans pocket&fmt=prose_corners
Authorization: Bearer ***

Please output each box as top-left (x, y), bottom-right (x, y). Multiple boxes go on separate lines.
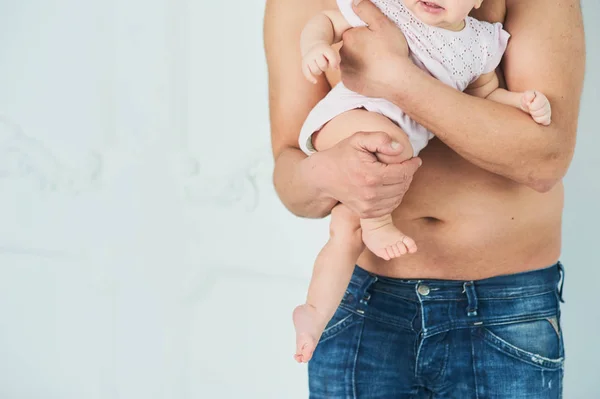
top-left (319, 293), bottom-right (360, 343)
top-left (478, 317), bottom-right (565, 370)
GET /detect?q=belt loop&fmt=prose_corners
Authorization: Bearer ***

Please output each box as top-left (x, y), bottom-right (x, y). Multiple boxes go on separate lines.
top-left (557, 261), bottom-right (565, 303)
top-left (463, 281), bottom-right (478, 317)
top-left (356, 273), bottom-right (378, 315)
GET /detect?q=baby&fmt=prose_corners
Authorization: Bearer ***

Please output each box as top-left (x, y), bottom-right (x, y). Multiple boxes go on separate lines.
top-left (293, 0), bottom-right (552, 363)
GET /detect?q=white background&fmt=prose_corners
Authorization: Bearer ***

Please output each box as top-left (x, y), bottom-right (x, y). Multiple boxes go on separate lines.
top-left (0, 1), bottom-right (598, 398)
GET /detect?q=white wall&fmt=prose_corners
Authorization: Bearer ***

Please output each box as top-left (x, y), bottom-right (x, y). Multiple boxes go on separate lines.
top-left (0, 1), bottom-right (597, 398)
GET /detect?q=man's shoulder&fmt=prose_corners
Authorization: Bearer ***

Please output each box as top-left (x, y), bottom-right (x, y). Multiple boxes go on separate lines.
top-left (469, 0), bottom-right (506, 24)
top-left (265, 0), bottom-right (335, 14)
top-left (265, 0), bottom-right (333, 30)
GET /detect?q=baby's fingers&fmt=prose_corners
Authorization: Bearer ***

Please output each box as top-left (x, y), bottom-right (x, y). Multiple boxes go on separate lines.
top-left (520, 90), bottom-right (537, 111)
top-left (533, 113), bottom-right (552, 126)
top-left (532, 107), bottom-right (552, 126)
top-left (530, 101), bottom-right (551, 116)
top-left (314, 54), bottom-right (329, 72)
top-left (530, 99), bottom-right (552, 125)
top-left (309, 60), bottom-right (323, 76)
top-left (530, 94), bottom-right (551, 115)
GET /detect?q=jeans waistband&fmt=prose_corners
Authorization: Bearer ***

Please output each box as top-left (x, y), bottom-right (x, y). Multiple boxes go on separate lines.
top-left (350, 262), bottom-right (564, 302)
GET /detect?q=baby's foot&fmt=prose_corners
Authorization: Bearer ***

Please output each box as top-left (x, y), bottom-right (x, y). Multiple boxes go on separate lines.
top-left (293, 304), bottom-right (326, 363)
top-left (362, 223), bottom-right (417, 261)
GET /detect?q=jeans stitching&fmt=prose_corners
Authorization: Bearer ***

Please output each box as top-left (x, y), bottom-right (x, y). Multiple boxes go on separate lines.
top-left (351, 318), bottom-right (366, 399)
top-left (364, 314), bottom-right (415, 331)
top-left (370, 288), bottom-right (420, 302)
top-left (337, 303), bottom-right (415, 332)
top-left (477, 312), bottom-right (559, 328)
top-left (476, 290), bottom-right (556, 301)
top-left (349, 274), bottom-right (375, 399)
top-left (428, 332), bottom-right (450, 385)
top-left (559, 368), bottom-right (563, 399)
top-left (415, 332), bottom-right (424, 381)
top-left (420, 311), bottom-right (559, 338)
top-left (415, 286), bottom-right (426, 382)
top-left (369, 288), bottom-right (556, 302)
top-left (470, 328), bottom-right (480, 399)
top-left (319, 313), bottom-right (359, 344)
top-left (478, 327), bottom-right (564, 369)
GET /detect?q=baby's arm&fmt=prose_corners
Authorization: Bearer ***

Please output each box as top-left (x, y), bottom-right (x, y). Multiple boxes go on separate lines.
top-left (300, 10), bottom-right (352, 84)
top-left (465, 72), bottom-right (552, 126)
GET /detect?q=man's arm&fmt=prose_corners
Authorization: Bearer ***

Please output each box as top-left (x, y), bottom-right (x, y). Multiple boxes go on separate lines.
top-left (265, 0), bottom-right (337, 218)
top-left (395, 0), bottom-right (584, 191)
top-left (345, 0), bottom-right (585, 192)
top-left (265, 0), bottom-right (421, 219)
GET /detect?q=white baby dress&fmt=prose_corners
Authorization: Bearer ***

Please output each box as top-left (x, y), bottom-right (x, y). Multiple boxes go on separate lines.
top-left (299, 0), bottom-right (510, 155)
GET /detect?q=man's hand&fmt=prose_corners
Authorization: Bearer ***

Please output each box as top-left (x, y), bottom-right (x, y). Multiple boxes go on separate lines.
top-left (339, 0), bottom-right (409, 97)
top-left (311, 131), bottom-right (422, 218)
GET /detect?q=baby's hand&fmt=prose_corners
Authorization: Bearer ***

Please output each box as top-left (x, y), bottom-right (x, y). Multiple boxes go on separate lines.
top-left (302, 42), bottom-right (340, 84)
top-left (521, 90), bottom-right (552, 126)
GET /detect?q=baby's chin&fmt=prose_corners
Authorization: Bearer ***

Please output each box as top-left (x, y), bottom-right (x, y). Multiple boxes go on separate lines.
top-left (414, 12), bottom-right (463, 30)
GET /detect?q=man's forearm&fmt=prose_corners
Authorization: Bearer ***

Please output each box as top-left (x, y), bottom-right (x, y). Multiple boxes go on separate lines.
top-left (273, 147), bottom-right (337, 218)
top-left (387, 62), bottom-right (572, 191)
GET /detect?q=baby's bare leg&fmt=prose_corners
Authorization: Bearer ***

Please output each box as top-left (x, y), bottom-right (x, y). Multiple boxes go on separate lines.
top-left (293, 204), bottom-right (363, 363)
top-left (314, 109), bottom-right (418, 260)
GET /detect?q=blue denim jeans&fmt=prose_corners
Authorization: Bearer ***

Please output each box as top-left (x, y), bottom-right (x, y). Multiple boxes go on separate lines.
top-left (308, 263), bottom-right (565, 398)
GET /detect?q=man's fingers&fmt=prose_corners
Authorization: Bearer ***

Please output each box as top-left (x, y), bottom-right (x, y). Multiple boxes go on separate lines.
top-left (376, 150), bottom-right (411, 165)
top-left (372, 183), bottom-right (411, 200)
top-left (351, 131), bottom-right (402, 155)
top-left (324, 48), bottom-right (341, 69)
top-left (379, 157), bottom-right (422, 185)
top-left (352, 0), bottom-right (388, 31)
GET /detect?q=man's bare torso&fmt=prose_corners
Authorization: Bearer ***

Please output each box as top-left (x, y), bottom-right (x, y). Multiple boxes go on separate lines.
top-left (318, 0), bottom-right (563, 280)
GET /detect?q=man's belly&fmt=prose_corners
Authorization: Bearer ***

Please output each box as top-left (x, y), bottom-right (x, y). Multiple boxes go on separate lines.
top-left (358, 139), bottom-right (564, 280)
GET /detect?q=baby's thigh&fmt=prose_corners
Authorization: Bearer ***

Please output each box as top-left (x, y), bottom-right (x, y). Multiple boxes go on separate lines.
top-left (312, 109), bottom-right (413, 159)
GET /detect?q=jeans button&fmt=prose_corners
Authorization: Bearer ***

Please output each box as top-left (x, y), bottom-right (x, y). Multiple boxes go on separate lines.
top-left (417, 284), bottom-right (430, 296)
